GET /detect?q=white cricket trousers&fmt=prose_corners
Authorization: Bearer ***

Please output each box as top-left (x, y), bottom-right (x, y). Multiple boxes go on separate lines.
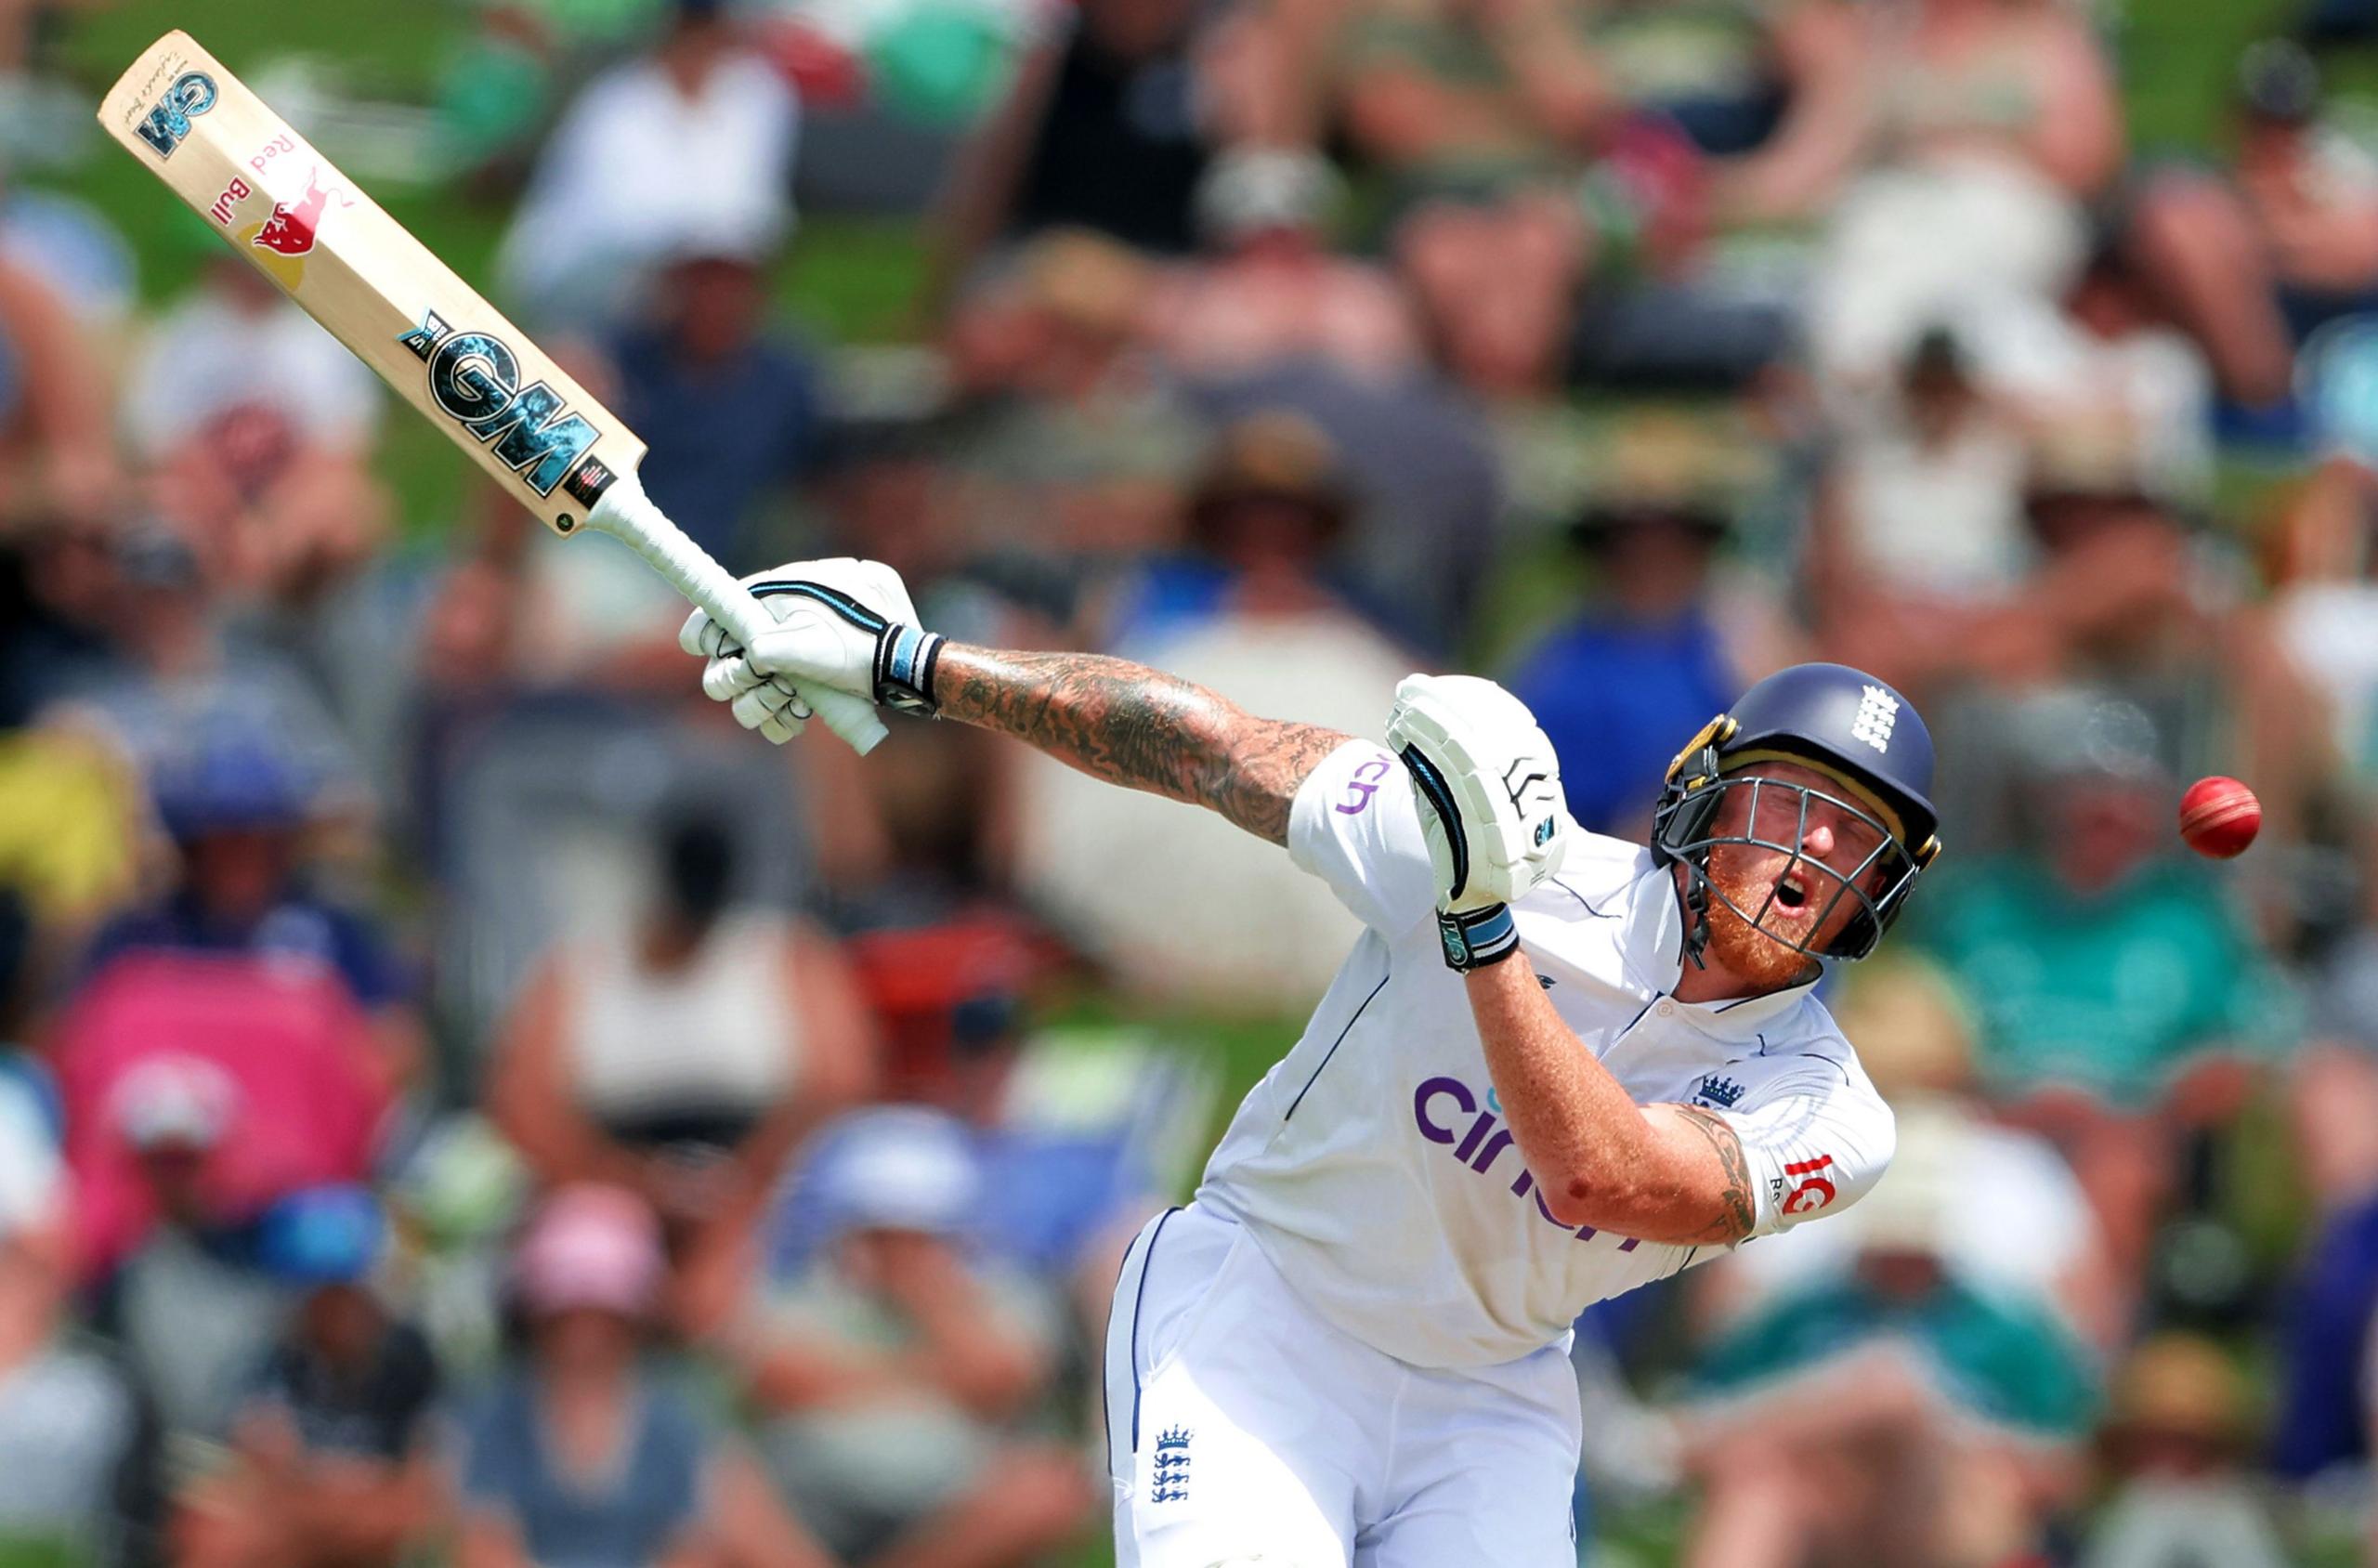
top-left (1103, 1204), bottom-right (1583, 1567)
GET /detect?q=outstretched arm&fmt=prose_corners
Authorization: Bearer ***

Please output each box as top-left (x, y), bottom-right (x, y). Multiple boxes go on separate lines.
top-left (676, 561), bottom-right (1349, 843)
top-left (932, 644), bottom-right (1351, 845)
top-left (1463, 955), bottom-right (1758, 1245)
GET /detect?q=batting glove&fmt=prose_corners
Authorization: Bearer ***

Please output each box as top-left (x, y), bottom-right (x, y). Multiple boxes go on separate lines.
top-left (681, 558), bottom-right (942, 745)
top-left (1384, 673), bottom-right (1570, 971)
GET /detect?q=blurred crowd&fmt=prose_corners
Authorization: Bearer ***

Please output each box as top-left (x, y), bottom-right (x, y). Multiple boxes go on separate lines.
top-left (18, 0), bottom-right (2378, 1561)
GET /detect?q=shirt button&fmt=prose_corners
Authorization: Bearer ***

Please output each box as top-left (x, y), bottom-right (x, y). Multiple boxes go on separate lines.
top-left (1655, 1000), bottom-right (1675, 1017)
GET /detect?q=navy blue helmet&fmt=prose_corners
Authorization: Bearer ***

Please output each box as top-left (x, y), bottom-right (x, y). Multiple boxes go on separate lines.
top-left (1652, 662), bottom-right (1941, 963)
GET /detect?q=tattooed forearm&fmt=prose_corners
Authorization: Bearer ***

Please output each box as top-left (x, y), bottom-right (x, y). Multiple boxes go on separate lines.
top-left (933, 644), bottom-right (1350, 844)
top-left (1667, 1105), bottom-right (1758, 1245)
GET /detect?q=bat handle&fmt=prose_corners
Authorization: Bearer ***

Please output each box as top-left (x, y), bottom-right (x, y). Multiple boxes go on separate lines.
top-left (585, 472), bottom-right (888, 755)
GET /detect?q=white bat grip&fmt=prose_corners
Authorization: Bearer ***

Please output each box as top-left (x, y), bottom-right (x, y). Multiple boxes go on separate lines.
top-left (586, 473), bottom-right (888, 755)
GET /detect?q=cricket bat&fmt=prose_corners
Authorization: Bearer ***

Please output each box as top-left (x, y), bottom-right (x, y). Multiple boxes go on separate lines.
top-left (98, 30), bottom-right (885, 752)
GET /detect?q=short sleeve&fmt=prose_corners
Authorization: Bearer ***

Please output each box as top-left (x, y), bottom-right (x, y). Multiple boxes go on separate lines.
top-left (1287, 740), bottom-right (1439, 934)
top-left (1711, 1065), bottom-right (1896, 1242)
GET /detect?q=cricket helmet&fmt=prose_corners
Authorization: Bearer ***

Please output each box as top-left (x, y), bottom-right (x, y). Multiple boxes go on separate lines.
top-left (1653, 662), bottom-right (1942, 963)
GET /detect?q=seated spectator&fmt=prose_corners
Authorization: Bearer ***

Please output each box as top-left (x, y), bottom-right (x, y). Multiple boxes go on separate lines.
top-left (82, 724), bottom-right (422, 1095)
top-left (1181, 359), bottom-right (1502, 659)
top-left (938, 229), bottom-right (1204, 560)
top-left (1722, 0), bottom-right (2123, 394)
top-left (459, 1183), bottom-right (822, 1568)
top-left (721, 1107), bottom-right (1095, 1568)
top-left (1012, 413), bottom-right (1415, 1009)
top-left (85, 1064), bottom-right (297, 1441)
top-left (1678, 1117), bottom-right (2098, 1568)
top-left (1582, 0), bottom-right (1791, 157)
top-left (607, 241), bottom-right (824, 568)
top-left (0, 510), bottom-right (130, 731)
top-left (0, 247), bottom-right (117, 531)
top-left (118, 254), bottom-right (389, 607)
top-left (767, 921), bottom-right (1208, 1310)
top-left (930, 0), bottom-right (1223, 302)
top-left (1702, 958), bottom-right (2121, 1351)
top-left (488, 808), bottom-right (876, 1323)
top-left (0, 165), bottom-right (138, 333)
top-left (2000, 243), bottom-right (2216, 509)
top-left (1144, 149), bottom-right (1425, 387)
top-left (2082, 1336), bottom-right (2289, 1568)
top-left (1910, 688), bottom-right (2295, 1298)
top-left (56, 950), bottom-right (391, 1294)
top-left (0, 715), bottom-right (144, 972)
top-left (46, 517), bottom-right (371, 828)
top-left (1328, 0), bottom-right (1644, 400)
top-left (177, 1186), bottom-right (444, 1568)
top-left (0, 1054), bottom-right (155, 1567)
top-left (1509, 422), bottom-right (1790, 839)
top-left (2127, 40), bottom-right (2378, 408)
top-left (494, 0), bottom-right (800, 330)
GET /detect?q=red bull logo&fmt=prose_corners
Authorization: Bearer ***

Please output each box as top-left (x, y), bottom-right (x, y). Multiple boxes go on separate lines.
top-left (252, 170), bottom-right (334, 258)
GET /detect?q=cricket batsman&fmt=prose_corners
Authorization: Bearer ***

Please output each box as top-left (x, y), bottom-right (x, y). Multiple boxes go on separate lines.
top-left (681, 559), bottom-right (1940, 1566)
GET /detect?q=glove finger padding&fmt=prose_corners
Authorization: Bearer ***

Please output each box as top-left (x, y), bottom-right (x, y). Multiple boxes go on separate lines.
top-left (702, 654), bottom-right (770, 703)
top-left (1385, 673), bottom-right (1570, 914)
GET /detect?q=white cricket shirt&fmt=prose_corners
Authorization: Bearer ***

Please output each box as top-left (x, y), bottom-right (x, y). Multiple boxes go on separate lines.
top-left (1196, 741), bottom-right (1898, 1370)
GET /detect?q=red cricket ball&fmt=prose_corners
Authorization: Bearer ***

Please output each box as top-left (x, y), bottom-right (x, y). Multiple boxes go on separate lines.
top-left (2178, 776), bottom-right (2261, 859)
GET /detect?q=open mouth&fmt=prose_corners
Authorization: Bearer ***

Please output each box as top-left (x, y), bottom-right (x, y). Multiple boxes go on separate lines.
top-left (1773, 871), bottom-right (1810, 913)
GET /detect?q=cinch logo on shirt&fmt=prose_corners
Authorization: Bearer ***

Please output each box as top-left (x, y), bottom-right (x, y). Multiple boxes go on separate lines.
top-left (1413, 1077), bottom-right (1642, 1250)
top-left (1335, 753), bottom-right (1395, 815)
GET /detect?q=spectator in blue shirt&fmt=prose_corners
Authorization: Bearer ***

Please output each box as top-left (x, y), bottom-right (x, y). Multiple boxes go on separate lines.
top-left (607, 242), bottom-right (823, 570)
top-left (1507, 485), bottom-right (1746, 840)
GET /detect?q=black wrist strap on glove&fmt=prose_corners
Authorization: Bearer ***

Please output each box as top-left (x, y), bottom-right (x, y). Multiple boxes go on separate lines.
top-left (873, 623), bottom-right (945, 716)
top-left (1438, 905), bottom-right (1519, 972)
top-left (747, 581), bottom-right (945, 717)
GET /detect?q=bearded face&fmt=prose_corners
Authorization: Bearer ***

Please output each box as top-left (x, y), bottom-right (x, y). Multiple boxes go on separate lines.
top-left (1692, 761), bottom-right (1901, 986)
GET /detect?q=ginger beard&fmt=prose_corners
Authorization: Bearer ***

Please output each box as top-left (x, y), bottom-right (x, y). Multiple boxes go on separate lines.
top-left (1692, 763), bottom-right (1897, 988)
top-left (1700, 839), bottom-right (1837, 989)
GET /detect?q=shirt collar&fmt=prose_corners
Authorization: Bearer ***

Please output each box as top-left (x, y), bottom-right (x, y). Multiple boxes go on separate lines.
top-left (1620, 861), bottom-right (1821, 1031)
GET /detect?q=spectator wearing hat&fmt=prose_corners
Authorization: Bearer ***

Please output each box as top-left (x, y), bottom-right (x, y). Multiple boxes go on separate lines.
top-left (178, 1186), bottom-right (444, 1568)
top-left (937, 229), bottom-right (1204, 562)
top-left (2082, 1335), bottom-right (2289, 1568)
top-left (1909, 688), bottom-right (2298, 1302)
top-left (459, 1184), bottom-right (824, 1568)
top-left (86, 1058), bottom-right (296, 1443)
top-left (1508, 414), bottom-right (1789, 840)
top-left (721, 1107), bottom-right (1094, 1568)
top-left (1143, 149), bottom-right (1426, 388)
top-left (1677, 1104), bottom-right (2100, 1568)
top-left (79, 725), bottom-right (422, 1096)
top-left (1011, 412), bottom-right (1415, 1010)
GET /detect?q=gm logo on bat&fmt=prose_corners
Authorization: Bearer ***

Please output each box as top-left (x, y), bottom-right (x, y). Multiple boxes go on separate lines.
top-left (132, 70), bottom-right (217, 159)
top-left (396, 311), bottom-right (601, 501)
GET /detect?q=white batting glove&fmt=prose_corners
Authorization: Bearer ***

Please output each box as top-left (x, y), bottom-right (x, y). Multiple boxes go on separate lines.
top-left (1384, 673), bottom-right (1570, 971)
top-left (681, 558), bottom-right (941, 745)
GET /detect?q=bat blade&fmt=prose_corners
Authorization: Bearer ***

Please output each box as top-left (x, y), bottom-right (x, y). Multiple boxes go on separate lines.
top-left (98, 31), bottom-right (888, 752)
top-left (98, 29), bottom-right (636, 532)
